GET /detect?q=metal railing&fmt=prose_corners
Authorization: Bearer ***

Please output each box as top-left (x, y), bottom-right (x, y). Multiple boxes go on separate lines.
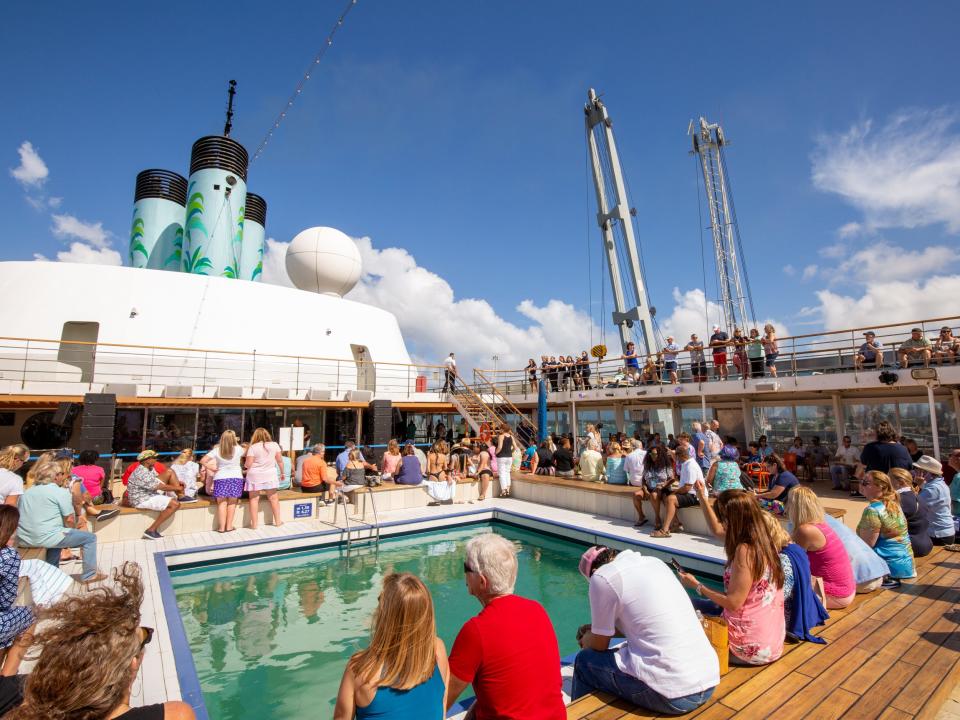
top-left (0, 335), bottom-right (451, 398)
top-left (479, 314), bottom-right (960, 397)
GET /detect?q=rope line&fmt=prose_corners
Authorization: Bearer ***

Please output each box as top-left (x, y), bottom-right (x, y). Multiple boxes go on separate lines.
top-left (252, 0), bottom-right (359, 163)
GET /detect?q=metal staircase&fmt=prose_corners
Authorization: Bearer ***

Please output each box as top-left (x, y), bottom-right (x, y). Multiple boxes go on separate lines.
top-left (447, 372), bottom-right (537, 447)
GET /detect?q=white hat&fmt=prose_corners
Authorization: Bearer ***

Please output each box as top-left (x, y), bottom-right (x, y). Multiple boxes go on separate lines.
top-left (912, 455), bottom-right (942, 476)
top-left (712, 324), bottom-right (720, 330)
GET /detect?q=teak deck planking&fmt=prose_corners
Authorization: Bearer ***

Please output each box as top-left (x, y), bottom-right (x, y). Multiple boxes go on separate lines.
top-left (566, 546), bottom-right (960, 720)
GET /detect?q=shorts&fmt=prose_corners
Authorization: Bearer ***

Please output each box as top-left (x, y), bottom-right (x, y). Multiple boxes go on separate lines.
top-left (556, 470), bottom-right (575, 477)
top-left (212, 478), bottom-right (244, 499)
top-left (664, 361), bottom-right (678, 371)
top-left (713, 353), bottom-right (727, 366)
top-left (765, 352), bottom-right (779, 367)
top-left (692, 361), bottom-right (707, 377)
top-left (136, 495), bottom-right (174, 512)
top-left (675, 493), bottom-right (700, 508)
top-left (299, 484), bottom-right (327, 494)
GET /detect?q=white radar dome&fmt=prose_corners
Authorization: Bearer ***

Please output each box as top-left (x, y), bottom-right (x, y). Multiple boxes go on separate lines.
top-left (285, 226), bottom-right (362, 297)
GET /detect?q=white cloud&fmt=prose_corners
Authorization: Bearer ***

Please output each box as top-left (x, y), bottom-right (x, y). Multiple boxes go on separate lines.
top-left (812, 108), bottom-right (960, 232)
top-left (811, 276), bottom-right (960, 330)
top-left (47, 196), bottom-right (61, 208)
top-left (50, 214), bottom-right (111, 248)
top-left (802, 264), bottom-right (819, 281)
top-left (9, 141), bottom-right (48, 187)
top-left (836, 222), bottom-right (863, 239)
top-left (655, 287), bottom-right (788, 342)
top-left (34, 242), bottom-right (122, 266)
top-left (834, 241), bottom-right (958, 283)
top-left (783, 264), bottom-right (796, 276)
top-left (819, 242), bottom-right (848, 260)
top-left (261, 238), bottom-right (294, 288)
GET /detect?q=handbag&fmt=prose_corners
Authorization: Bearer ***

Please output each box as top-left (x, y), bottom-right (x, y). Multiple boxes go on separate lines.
top-left (701, 614), bottom-right (729, 675)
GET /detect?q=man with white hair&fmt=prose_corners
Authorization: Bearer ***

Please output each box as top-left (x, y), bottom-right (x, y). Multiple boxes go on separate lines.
top-left (447, 533), bottom-right (565, 719)
top-left (578, 439), bottom-right (604, 483)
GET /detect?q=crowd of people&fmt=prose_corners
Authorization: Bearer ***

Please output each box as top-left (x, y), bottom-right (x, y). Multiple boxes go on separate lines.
top-left (520, 324), bottom-right (959, 390)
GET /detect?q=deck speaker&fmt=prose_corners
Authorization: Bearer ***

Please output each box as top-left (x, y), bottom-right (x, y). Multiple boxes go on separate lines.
top-left (263, 387), bottom-right (291, 400)
top-left (307, 389), bottom-right (332, 401)
top-left (103, 383), bottom-right (138, 397)
top-left (345, 390), bottom-right (373, 403)
top-left (163, 385), bottom-right (193, 398)
top-left (215, 386), bottom-right (243, 399)
top-left (52, 402), bottom-right (81, 427)
top-left (754, 382), bottom-right (781, 392)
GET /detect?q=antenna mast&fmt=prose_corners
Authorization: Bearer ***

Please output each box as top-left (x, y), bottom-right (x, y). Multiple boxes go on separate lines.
top-left (690, 117), bottom-right (755, 332)
top-left (223, 80), bottom-right (237, 137)
top-left (584, 89), bottom-right (656, 356)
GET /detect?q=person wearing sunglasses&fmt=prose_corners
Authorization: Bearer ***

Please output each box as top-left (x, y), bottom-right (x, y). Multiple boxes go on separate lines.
top-left (6, 562), bottom-right (194, 720)
top-left (446, 533), bottom-right (564, 719)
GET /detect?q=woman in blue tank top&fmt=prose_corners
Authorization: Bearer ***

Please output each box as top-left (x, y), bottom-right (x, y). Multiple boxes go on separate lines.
top-left (334, 573), bottom-right (448, 720)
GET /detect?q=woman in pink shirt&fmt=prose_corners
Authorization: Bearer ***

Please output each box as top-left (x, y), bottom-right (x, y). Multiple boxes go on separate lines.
top-left (786, 486), bottom-right (856, 607)
top-left (244, 428), bottom-right (283, 530)
top-left (380, 439), bottom-right (402, 482)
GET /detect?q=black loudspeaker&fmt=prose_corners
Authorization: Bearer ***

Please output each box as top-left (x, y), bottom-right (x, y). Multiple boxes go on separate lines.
top-left (369, 400), bottom-right (393, 465)
top-left (79, 393), bottom-right (117, 454)
top-left (52, 402), bottom-right (81, 427)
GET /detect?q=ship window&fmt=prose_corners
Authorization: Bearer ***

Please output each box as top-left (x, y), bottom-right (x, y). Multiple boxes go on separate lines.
top-left (58, 322), bottom-right (99, 383)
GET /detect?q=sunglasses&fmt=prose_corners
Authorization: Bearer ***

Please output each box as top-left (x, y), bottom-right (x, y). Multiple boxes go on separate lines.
top-left (139, 626), bottom-right (154, 652)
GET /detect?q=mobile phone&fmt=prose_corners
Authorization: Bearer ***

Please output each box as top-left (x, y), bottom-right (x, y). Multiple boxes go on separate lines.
top-left (669, 557), bottom-right (685, 574)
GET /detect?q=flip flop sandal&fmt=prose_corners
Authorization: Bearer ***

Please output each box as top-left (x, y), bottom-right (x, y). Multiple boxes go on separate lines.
top-left (651, 530), bottom-right (672, 538)
top-left (943, 544), bottom-right (960, 552)
top-left (634, 519), bottom-right (649, 527)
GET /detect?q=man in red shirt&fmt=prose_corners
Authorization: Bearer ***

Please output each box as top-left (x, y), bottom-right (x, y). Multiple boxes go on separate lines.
top-left (446, 533), bottom-right (565, 719)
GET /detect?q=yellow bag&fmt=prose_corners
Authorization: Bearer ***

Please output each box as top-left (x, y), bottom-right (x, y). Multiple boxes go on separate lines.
top-left (701, 614), bottom-right (729, 675)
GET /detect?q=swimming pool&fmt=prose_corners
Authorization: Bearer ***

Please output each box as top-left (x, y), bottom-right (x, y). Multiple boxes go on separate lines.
top-left (170, 520), bottom-right (720, 719)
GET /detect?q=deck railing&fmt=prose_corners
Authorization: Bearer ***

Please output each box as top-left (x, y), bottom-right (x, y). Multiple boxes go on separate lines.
top-left (478, 314), bottom-right (960, 398)
top-left (0, 336), bottom-right (451, 398)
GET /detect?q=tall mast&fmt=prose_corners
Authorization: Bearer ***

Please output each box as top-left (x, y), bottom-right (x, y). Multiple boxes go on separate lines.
top-left (223, 80), bottom-right (237, 137)
top-left (690, 117), bottom-right (754, 332)
top-left (584, 89), bottom-right (656, 356)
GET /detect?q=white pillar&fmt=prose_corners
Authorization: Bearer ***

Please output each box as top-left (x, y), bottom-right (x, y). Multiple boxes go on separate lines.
top-left (570, 400), bottom-right (579, 453)
top-left (831, 393), bottom-right (844, 448)
top-left (927, 385), bottom-right (940, 459)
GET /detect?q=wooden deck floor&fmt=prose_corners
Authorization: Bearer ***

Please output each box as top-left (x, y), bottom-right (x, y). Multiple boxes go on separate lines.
top-left (566, 545), bottom-right (960, 720)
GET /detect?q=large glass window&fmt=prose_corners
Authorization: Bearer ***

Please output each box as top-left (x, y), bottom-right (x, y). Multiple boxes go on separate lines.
top-left (241, 408), bottom-right (285, 443)
top-left (624, 408), bottom-right (674, 441)
top-left (113, 409), bottom-right (145, 455)
top-left (842, 402), bottom-right (896, 447)
top-left (753, 406), bottom-right (795, 453)
top-left (287, 410), bottom-right (324, 447)
top-left (680, 406), bottom-right (714, 432)
top-left (576, 407), bottom-right (616, 441)
top-left (898, 400), bottom-right (959, 455)
top-left (935, 400), bottom-right (959, 454)
top-left (144, 408), bottom-right (197, 455)
top-left (795, 404), bottom-right (837, 450)
top-left (196, 408), bottom-right (242, 451)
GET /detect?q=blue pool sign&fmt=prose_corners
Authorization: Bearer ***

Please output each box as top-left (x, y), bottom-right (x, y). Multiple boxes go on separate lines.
top-left (294, 503), bottom-right (312, 519)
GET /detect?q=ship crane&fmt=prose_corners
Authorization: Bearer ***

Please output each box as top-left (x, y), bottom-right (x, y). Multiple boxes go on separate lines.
top-left (689, 117), bottom-right (757, 333)
top-left (584, 89), bottom-right (657, 357)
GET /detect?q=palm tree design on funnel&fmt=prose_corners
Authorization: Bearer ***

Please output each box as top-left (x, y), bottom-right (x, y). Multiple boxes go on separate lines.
top-left (129, 214), bottom-right (147, 266)
top-left (183, 182), bottom-right (210, 274)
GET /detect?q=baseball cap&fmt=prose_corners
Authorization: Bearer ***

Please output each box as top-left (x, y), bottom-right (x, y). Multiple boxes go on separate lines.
top-left (579, 545), bottom-right (606, 580)
top-left (137, 449), bottom-right (159, 461)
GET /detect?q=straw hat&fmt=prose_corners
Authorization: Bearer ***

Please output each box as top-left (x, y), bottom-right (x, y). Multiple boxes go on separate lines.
top-left (912, 455), bottom-right (942, 476)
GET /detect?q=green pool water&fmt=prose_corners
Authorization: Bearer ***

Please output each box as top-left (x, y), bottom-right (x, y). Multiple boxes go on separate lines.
top-left (170, 522), bottom-right (719, 719)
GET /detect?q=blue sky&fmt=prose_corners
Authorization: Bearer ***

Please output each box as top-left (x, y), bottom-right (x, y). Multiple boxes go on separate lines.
top-left (3, 1), bottom-right (960, 368)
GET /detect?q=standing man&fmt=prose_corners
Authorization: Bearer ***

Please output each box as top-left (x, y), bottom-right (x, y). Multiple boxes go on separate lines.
top-left (830, 435), bottom-right (859, 490)
top-left (709, 325), bottom-right (729, 380)
top-left (443, 352), bottom-right (457, 392)
top-left (685, 333), bottom-right (707, 383)
top-left (572, 546), bottom-right (718, 714)
top-left (661, 336), bottom-right (681, 384)
top-left (447, 533), bottom-right (566, 719)
top-left (705, 420), bottom-right (723, 467)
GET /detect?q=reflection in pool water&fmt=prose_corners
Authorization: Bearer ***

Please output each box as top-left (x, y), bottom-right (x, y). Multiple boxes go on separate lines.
top-left (171, 523), bottom-right (596, 719)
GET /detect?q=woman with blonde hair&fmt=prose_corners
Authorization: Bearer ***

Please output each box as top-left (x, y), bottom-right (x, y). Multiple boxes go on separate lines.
top-left (889, 467), bottom-right (932, 558)
top-left (334, 573), bottom-right (448, 719)
top-left (761, 323), bottom-right (779, 377)
top-left (857, 471), bottom-right (915, 585)
top-left (603, 442), bottom-right (627, 485)
top-left (244, 428), bottom-right (283, 530)
top-left (381, 439), bottom-right (402, 482)
top-left (786, 487), bottom-right (856, 608)
top-left (7, 562), bottom-right (195, 720)
top-left (0, 444), bottom-right (29, 506)
top-left (201, 430), bottom-right (245, 533)
top-left (24, 452), bottom-right (55, 490)
top-left (170, 449), bottom-right (200, 501)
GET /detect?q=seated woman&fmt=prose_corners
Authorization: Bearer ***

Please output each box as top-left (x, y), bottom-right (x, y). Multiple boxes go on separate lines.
top-left (858, 471), bottom-right (916, 586)
top-left (553, 438), bottom-right (575, 478)
top-left (535, 440), bottom-right (555, 476)
top-left (169, 449), bottom-right (200, 500)
top-left (759, 511), bottom-right (828, 644)
top-left (756, 454), bottom-right (799, 516)
top-left (0, 506), bottom-right (35, 669)
top-left (889, 468), bottom-right (932, 558)
top-left (334, 573), bottom-right (448, 720)
top-left (786, 487), bottom-right (856, 608)
top-left (634, 445), bottom-right (674, 529)
top-left (6, 562), bottom-right (195, 720)
top-left (520, 441), bottom-right (537, 473)
top-left (72, 449), bottom-right (107, 504)
top-left (639, 356), bottom-right (658, 385)
top-left (394, 445), bottom-right (423, 486)
top-left (707, 446), bottom-right (745, 494)
top-left (603, 442), bottom-right (627, 485)
top-left (820, 513), bottom-right (889, 594)
top-left (680, 485), bottom-right (786, 665)
top-left (340, 450), bottom-right (369, 490)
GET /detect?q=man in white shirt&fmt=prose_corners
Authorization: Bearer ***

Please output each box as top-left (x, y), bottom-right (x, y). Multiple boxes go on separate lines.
top-left (654, 446), bottom-right (702, 538)
top-left (578, 440), bottom-right (604, 482)
top-left (443, 352), bottom-right (457, 392)
top-left (830, 435), bottom-right (859, 490)
top-left (623, 440), bottom-right (646, 487)
top-left (661, 337), bottom-right (681, 384)
top-left (573, 546), bottom-right (719, 713)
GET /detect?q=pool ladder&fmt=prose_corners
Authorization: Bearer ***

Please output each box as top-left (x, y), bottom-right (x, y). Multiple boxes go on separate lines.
top-left (331, 486), bottom-right (381, 547)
